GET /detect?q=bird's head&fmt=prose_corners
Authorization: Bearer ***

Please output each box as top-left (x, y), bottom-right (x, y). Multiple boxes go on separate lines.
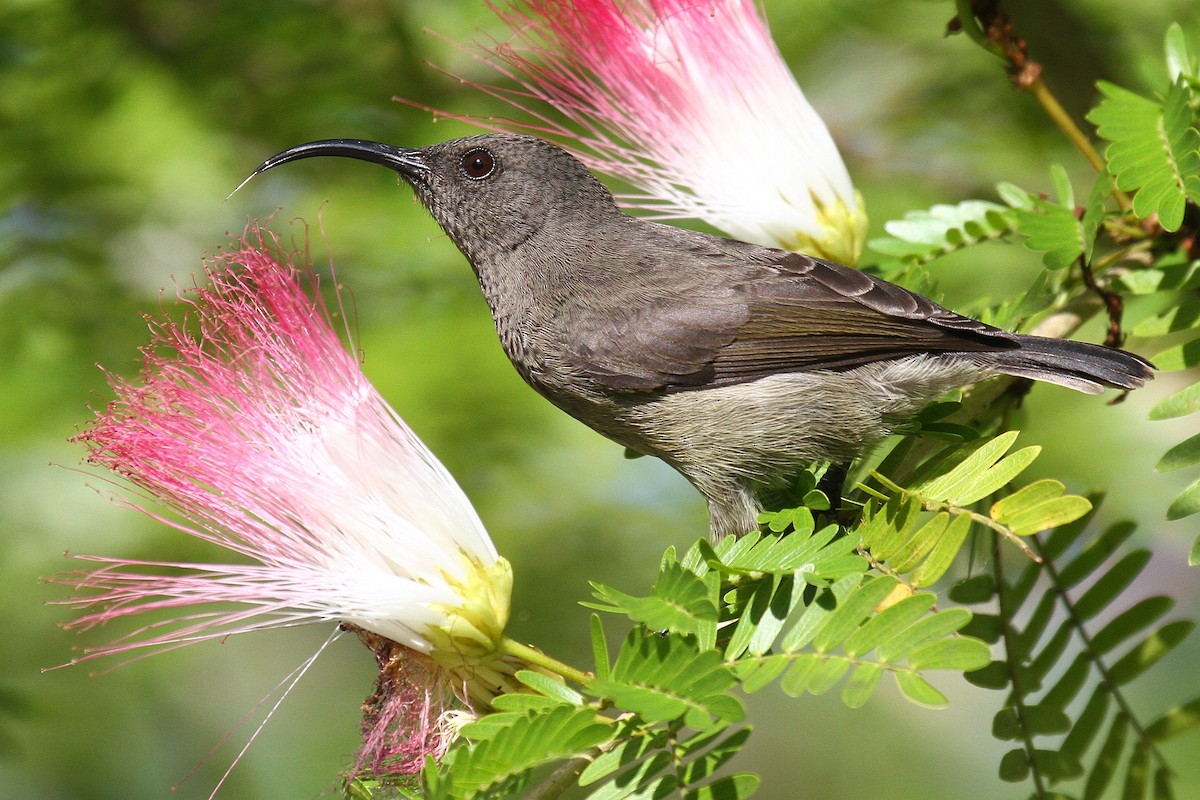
top-left (242, 133), bottom-right (621, 266)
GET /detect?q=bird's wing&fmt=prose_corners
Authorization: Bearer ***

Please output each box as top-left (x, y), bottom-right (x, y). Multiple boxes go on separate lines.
top-left (565, 251), bottom-right (1020, 393)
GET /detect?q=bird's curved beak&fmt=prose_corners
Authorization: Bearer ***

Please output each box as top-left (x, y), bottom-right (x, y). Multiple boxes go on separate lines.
top-left (232, 139), bottom-right (428, 195)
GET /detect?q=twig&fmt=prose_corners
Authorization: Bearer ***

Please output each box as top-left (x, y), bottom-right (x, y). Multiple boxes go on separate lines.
top-left (951, 0), bottom-right (1131, 209)
top-left (1078, 259), bottom-right (1125, 348)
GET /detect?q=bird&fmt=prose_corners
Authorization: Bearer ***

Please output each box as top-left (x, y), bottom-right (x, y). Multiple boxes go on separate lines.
top-left (241, 133), bottom-right (1154, 539)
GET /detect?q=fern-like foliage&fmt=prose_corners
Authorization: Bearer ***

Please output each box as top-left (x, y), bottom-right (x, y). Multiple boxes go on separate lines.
top-left (868, 198), bottom-right (1019, 274)
top-left (863, 431), bottom-right (1094, 566)
top-left (726, 570), bottom-right (989, 708)
top-left (1087, 77), bottom-right (1200, 233)
top-left (1122, 243), bottom-right (1200, 531)
top-left (422, 705), bottom-right (615, 800)
top-left (998, 165), bottom-right (1110, 269)
top-left (951, 499), bottom-right (1200, 798)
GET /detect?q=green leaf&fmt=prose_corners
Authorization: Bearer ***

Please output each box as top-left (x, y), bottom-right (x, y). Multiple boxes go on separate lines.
top-left (993, 707), bottom-right (1021, 740)
top-left (732, 654), bottom-right (789, 694)
top-left (1025, 704), bottom-right (1072, 735)
top-left (587, 763), bottom-right (675, 800)
top-left (893, 671), bottom-right (948, 708)
top-left (515, 670), bottom-right (584, 706)
top-left (856, 495), bottom-right (922, 563)
top-left (591, 614), bottom-right (611, 682)
top-left (1091, 596), bottom-right (1175, 654)
top-left (1168, 478), bottom-right (1200, 520)
top-left (777, 653), bottom-right (820, 696)
top-left (489, 693), bottom-right (563, 714)
top-left (950, 574), bottom-right (998, 604)
top-left (1115, 260), bottom-right (1200, 295)
top-left (911, 513), bottom-right (973, 587)
top-left (706, 525), bottom-right (864, 578)
top-left (781, 576), bottom-right (860, 652)
top-left (965, 660), bottom-right (1010, 689)
top-left (1081, 170), bottom-right (1111, 263)
top-left (1150, 336), bottom-right (1200, 371)
top-left (841, 663), bottom-right (884, 708)
top-left (1084, 713), bottom-right (1129, 800)
top-left (1165, 22), bottom-right (1198, 83)
top-left (725, 574), bottom-right (803, 660)
top-left (842, 592), bottom-right (937, 657)
top-left (1026, 625), bottom-right (1073, 687)
top-left (907, 637), bottom-right (992, 671)
top-left (1039, 496), bottom-right (1104, 563)
top-left (991, 480), bottom-right (1092, 536)
top-left (1154, 766), bottom-right (1175, 800)
top-left (1108, 621), bottom-right (1195, 685)
top-left (577, 727), bottom-right (669, 787)
top-left (960, 612), bottom-right (1003, 644)
top-left (1089, 79), bottom-right (1200, 231)
top-left (1041, 654), bottom-right (1091, 710)
top-left (811, 576), bottom-right (899, 653)
top-left (887, 513), bottom-right (949, 573)
top-left (1131, 298), bottom-right (1200, 337)
top-left (877, 608), bottom-right (973, 662)
top-left (964, 443), bottom-right (1041, 501)
top-left (999, 748), bottom-right (1030, 782)
top-left (1038, 750), bottom-right (1086, 783)
top-left (683, 774), bottom-right (761, 800)
top-left (1146, 698), bottom-right (1200, 742)
top-left (992, 705), bottom-right (1070, 739)
top-left (1015, 585), bottom-right (1057, 655)
top-left (795, 657), bottom-right (853, 696)
top-left (676, 727), bottom-right (752, 786)
top-left (914, 431), bottom-right (1022, 503)
top-left (1072, 550), bottom-right (1152, 620)
top-left (1061, 688), bottom-right (1111, 765)
top-left (576, 724), bottom-right (672, 786)
top-left (1059, 521), bottom-right (1138, 589)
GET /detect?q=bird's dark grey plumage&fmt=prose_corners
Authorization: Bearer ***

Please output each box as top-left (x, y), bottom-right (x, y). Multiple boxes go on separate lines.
top-left (245, 133), bottom-right (1154, 538)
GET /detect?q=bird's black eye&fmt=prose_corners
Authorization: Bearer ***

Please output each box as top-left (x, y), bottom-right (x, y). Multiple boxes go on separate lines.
top-left (461, 148), bottom-right (497, 180)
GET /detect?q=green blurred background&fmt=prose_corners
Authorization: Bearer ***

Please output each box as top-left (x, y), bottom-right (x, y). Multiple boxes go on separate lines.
top-left (2, 0), bottom-right (1199, 797)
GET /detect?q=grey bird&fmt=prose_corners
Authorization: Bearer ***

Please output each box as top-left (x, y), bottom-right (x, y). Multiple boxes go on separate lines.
top-left (242, 133), bottom-right (1153, 538)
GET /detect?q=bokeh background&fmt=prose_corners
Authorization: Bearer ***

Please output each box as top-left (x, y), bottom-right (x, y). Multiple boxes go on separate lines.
top-left (2, 0), bottom-right (1199, 798)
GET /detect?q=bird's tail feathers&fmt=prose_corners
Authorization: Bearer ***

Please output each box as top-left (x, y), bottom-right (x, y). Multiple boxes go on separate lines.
top-left (976, 335), bottom-right (1154, 394)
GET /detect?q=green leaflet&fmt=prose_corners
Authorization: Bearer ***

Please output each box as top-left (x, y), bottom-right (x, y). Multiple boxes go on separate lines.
top-left (1156, 431), bottom-right (1200, 472)
top-left (1165, 22), bottom-right (1199, 83)
top-left (1150, 337), bottom-right (1200, 371)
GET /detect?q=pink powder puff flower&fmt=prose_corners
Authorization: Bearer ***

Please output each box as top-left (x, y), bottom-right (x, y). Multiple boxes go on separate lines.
top-left (51, 228), bottom-right (514, 779)
top-left (445, 0), bottom-right (867, 263)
